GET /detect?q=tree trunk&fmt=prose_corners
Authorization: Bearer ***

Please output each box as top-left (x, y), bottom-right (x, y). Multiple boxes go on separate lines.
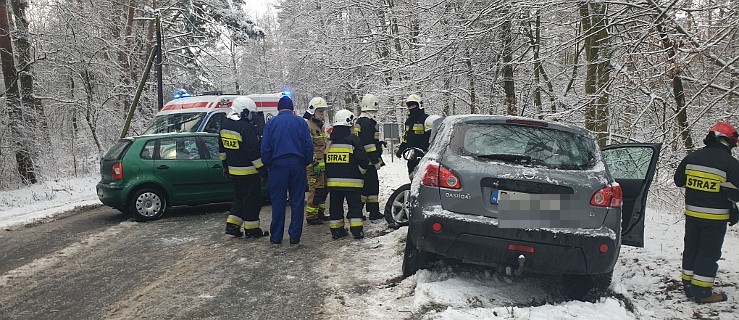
top-left (580, 2), bottom-right (610, 147)
top-left (501, 18), bottom-right (516, 115)
top-left (0, 0), bottom-right (36, 183)
top-left (656, 19), bottom-right (694, 151)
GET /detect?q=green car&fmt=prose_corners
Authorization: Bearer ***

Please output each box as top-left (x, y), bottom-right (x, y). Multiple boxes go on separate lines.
top-left (96, 132), bottom-right (265, 221)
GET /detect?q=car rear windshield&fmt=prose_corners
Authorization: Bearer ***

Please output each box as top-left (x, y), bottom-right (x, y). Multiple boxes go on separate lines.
top-left (143, 112), bottom-right (206, 134)
top-left (103, 140), bottom-right (132, 161)
top-left (450, 123), bottom-right (597, 170)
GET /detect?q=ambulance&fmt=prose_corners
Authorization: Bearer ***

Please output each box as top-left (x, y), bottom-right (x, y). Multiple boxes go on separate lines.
top-left (142, 92), bottom-right (285, 135)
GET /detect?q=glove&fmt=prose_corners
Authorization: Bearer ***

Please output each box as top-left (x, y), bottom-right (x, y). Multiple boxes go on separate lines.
top-left (381, 141), bottom-right (388, 147)
top-left (374, 160), bottom-right (385, 170)
top-left (730, 214), bottom-right (739, 226)
top-left (312, 163), bottom-right (322, 175)
top-left (395, 148), bottom-right (403, 158)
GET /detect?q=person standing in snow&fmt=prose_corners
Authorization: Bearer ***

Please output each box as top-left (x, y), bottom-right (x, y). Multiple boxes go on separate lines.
top-left (261, 95), bottom-right (314, 245)
top-left (219, 96), bottom-right (269, 239)
top-left (674, 122), bottom-right (739, 303)
top-left (303, 97), bottom-right (330, 225)
top-left (355, 94), bottom-right (384, 221)
top-left (325, 109), bottom-right (370, 240)
top-left (395, 94), bottom-right (431, 175)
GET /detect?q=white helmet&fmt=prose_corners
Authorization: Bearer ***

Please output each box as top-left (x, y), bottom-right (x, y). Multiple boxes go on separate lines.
top-left (361, 94), bottom-right (379, 112)
top-left (424, 115), bottom-right (442, 132)
top-left (307, 97), bottom-right (328, 115)
top-left (228, 96), bottom-right (258, 121)
top-left (333, 109), bottom-right (356, 127)
top-left (405, 94), bottom-right (423, 109)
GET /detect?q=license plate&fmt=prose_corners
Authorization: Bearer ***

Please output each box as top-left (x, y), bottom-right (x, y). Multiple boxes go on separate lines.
top-left (491, 188), bottom-right (500, 204)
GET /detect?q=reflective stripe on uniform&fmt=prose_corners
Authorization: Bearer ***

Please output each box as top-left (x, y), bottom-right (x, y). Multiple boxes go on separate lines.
top-left (350, 218), bottom-right (363, 227)
top-left (360, 195), bottom-right (368, 203)
top-left (364, 144), bottom-right (377, 152)
top-left (253, 158), bottom-right (264, 169)
top-left (691, 275), bottom-right (715, 288)
top-left (318, 161), bottom-right (325, 168)
top-left (226, 215), bottom-right (243, 226)
top-left (353, 126), bottom-right (361, 134)
top-left (413, 124), bottom-right (424, 133)
top-left (685, 205), bottom-right (730, 220)
top-left (327, 178), bottom-right (364, 188)
top-left (358, 165), bottom-right (367, 175)
top-left (219, 152), bottom-right (227, 161)
top-left (686, 164), bottom-right (727, 180)
top-left (243, 220), bottom-right (260, 230)
top-left (329, 144), bottom-right (354, 153)
top-left (306, 205), bottom-right (319, 213)
top-left (229, 165), bottom-right (259, 175)
top-left (220, 129), bottom-right (243, 140)
top-left (373, 132), bottom-right (379, 140)
top-left (366, 195), bottom-right (379, 203)
top-left (319, 203), bottom-right (326, 209)
top-left (681, 269), bottom-right (694, 281)
top-left (329, 220), bottom-right (344, 229)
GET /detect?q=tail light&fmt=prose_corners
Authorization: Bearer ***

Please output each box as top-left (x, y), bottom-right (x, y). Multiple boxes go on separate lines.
top-left (590, 182), bottom-right (622, 207)
top-left (421, 162), bottom-right (461, 189)
top-left (112, 162), bottom-right (124, 181)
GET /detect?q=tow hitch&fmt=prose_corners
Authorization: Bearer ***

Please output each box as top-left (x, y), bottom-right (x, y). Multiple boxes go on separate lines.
top-left (505, 255), bottom-right (526, 276)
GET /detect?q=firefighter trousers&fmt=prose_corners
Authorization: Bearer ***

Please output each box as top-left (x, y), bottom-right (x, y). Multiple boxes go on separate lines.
top-left (361, 166), bottom-right (380, 215)
top-left (328, 190), bottom-right (363, 227)
top-left (681, 216), bottom-right (728, 289)
top-left (306, 170), bottom-right (328, 220)
top-left (226, 174), bottom-right (263, 231)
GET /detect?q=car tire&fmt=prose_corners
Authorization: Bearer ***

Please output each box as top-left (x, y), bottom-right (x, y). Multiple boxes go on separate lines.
top-left (128, 188), bottom-right (167, 222)
top-left (385, 183), bottom-right (411, 228)
top-left (565, 271), bottom-right (613, 300)
top-left (402, 230), bottom-right (429, 277)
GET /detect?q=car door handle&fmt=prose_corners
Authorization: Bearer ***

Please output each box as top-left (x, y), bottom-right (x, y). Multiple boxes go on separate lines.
top-left (211, 164), bottom-right (222, 169)
top-left (157, 165), bottom-right (169, 170)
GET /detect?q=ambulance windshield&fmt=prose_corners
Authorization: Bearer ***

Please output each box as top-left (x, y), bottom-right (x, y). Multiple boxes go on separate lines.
top-left (143, 113), bottom-right (206, 134)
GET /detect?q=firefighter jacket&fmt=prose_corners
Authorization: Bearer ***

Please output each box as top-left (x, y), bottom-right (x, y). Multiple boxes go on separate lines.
top-left (219, 118), bottom-right (263, 176)
top-left (325, 126), bottom-right (370, 191)
top-left (674, 143), bottom-right (739, 221)
top-left (397, 107), bottom-right (431, 154)
top-left (307, 116), bottom-right (328, 170)
top-left (354, 116), bottom-right (383, 166)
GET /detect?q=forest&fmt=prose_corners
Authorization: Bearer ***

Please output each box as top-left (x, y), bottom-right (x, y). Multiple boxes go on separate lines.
top-left (0, 0), bottom-right (736, 212)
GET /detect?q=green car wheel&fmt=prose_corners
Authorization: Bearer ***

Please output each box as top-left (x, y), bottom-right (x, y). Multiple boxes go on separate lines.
top-left (129, 188), bottom-right (167, 221)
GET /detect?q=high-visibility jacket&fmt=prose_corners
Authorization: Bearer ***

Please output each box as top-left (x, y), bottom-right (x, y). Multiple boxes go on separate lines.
top-left (219, 118), bottom-right (263, 176)
top-left (674, 144), bottom-right (739, 221)
top-left (397, 107), bottom-right (430, 153)
top-left (307, 116), bottom-right (328, 169)
top-left (325, 126), bottom-right (370, 191)
top-left (354, 116), bottom-right (383, 165)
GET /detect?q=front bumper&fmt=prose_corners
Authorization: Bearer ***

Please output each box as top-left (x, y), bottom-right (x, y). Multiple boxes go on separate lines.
top-left (409, 206), bottom-right (620, 275)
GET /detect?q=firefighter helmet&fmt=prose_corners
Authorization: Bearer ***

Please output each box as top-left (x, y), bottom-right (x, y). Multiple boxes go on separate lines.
top-left (361, 94), bottom-right (379, 112)
top-left (307, 97), bottom-right (328, 115)
top-left (333, 109), bottom-right (356, 127)
top-left (228, 96), bottom-right (257, 121)
top-left (709, 122), bottom-right (739, 147)
top-left (405, 94), bottom-right (423, 109)
top-left (424, 115), bottom-right (442, 132)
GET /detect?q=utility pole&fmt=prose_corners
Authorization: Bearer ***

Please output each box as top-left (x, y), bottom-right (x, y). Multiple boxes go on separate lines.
top-left (156, 13), bottom-right (164, 110)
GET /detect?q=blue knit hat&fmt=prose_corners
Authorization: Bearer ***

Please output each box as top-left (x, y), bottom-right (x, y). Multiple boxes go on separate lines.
top-left (278, 96), bottom-right (294, 110)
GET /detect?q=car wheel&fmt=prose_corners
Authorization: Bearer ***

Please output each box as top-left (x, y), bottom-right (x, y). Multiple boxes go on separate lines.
top-left (128, 188), bottom-right (167, 221)
top-left (385, 183), bottom-right (411, 228)
top-left (565, 271), bottom-right (613, 300)
top-left (402, 231), bottom-right (429, 277)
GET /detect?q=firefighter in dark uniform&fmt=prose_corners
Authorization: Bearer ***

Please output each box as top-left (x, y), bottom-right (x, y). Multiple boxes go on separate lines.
top-left (304, 97), bottom-right (330, 225)
top-left (325, 109), bottom-right (370, 239)
top-left (396, 94), bottom-right (431, 175)
top-left (355, 94), bottom-right (384, 221)
top-left (674, 122), bottom-right (739, 303)
top-left (219, 96), bottom-right (269, 238)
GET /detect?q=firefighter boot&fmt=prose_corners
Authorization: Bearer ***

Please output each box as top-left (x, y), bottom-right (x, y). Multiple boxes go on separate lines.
top-left (306, 217), bottom-right (324, 225)
top-left (368, 212), bottom-right (384, 221)
top-left (244, 228), bottom-right (269, 239)
top-left (225, 223), bottom-right (243, 238)
top-left (693, 286), bottom-right (728, 303)
top-left (682, 280), bottom-right (693, 298)
top-left (350, 226), bottom-right (364, 239)
top-left (330, 227), bottom-right (349, 240)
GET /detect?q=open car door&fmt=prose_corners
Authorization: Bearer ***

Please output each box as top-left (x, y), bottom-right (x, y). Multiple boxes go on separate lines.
top-left (601, 143), bottom-right (662, 247)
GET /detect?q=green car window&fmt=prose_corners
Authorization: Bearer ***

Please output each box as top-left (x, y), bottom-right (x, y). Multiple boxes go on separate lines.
top-left (202, 136), bottom-right (220, 160)
top-left (158, 137), bottom-right (202, 160)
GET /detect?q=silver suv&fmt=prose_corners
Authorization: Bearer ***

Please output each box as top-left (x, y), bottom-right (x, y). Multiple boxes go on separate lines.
top-left (402, 115), bottom-right (660, 297)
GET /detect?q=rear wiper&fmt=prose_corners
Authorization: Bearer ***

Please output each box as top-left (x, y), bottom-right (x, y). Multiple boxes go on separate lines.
top-left (477, 153), bottom-right (532, 163)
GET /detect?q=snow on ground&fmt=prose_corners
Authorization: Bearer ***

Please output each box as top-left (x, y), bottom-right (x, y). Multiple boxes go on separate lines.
top-left (2, 155), bottom-right (739, 319)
